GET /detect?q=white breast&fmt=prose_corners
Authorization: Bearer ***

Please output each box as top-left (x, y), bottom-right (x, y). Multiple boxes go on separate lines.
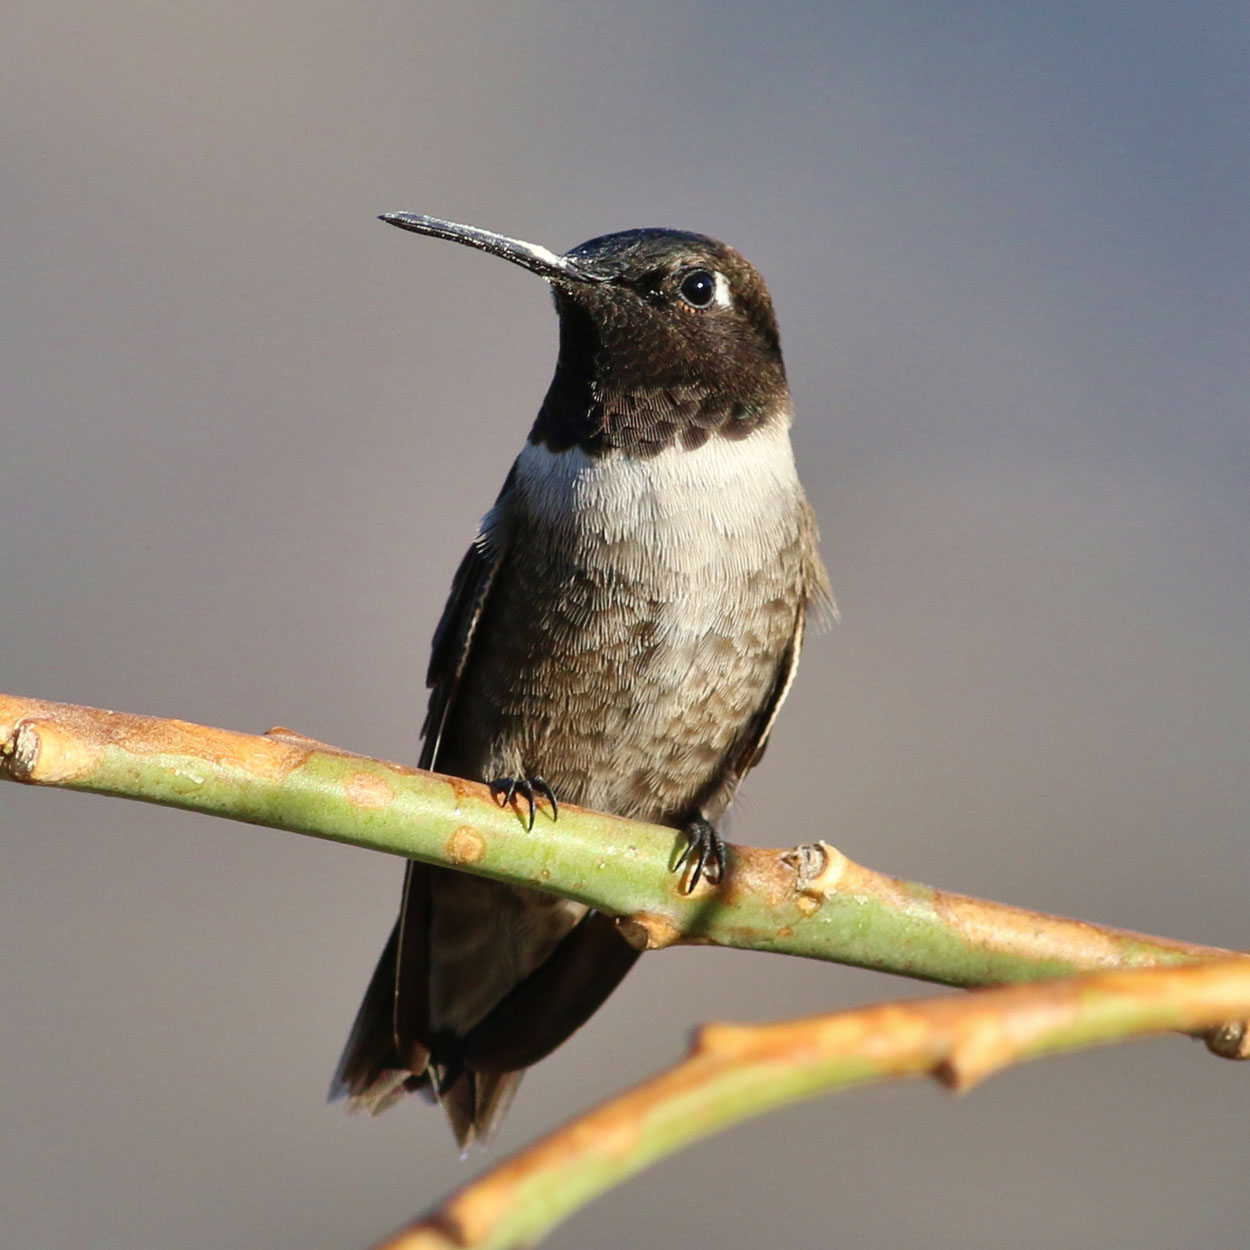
top-left (510, 422), bottom-right (804, 636)
top-left (515, 418), bottom-right (802, 537)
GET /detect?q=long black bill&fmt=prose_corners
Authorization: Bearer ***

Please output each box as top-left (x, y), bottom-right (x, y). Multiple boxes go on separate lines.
top-left (380, 213), bottom-right (604, 284)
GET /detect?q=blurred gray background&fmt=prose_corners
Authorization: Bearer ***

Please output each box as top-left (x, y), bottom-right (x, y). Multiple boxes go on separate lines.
top-left (3, 3), bottom-right (1248, 1247)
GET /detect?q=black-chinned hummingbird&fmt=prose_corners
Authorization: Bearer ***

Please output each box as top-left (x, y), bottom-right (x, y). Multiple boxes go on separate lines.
top-left (330, 213), bottom-right (833, 1146)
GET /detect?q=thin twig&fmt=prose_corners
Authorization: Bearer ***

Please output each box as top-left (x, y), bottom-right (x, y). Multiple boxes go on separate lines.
top-left (370, 958), bottom-right (1250, 1249)
top-left (5, 692), bottom-right (1248, 1247)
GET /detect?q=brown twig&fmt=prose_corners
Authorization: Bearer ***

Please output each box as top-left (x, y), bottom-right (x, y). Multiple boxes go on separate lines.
top-left (371, 957), bottom-right (1250, 1250)
top-left (3, 692), bottom-right (1247, 1247)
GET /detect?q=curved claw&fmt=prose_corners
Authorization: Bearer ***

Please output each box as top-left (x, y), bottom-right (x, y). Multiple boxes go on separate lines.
top-left (489, 775), bottom-right (558, 830)
top-left (674, 817), bottom-right (726, 892)
top-left (530, 777), bottom-right (558, 821)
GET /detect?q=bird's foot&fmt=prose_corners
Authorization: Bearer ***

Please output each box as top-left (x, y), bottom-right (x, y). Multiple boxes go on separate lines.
top-left (489, 776), bottom-right (558, 830)
top-left (675, 817), bottom-right (726, 892)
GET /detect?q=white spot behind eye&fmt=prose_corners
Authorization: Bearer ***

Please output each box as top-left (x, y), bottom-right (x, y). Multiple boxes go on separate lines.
top-left (712, 271), bottom-right (732, 308)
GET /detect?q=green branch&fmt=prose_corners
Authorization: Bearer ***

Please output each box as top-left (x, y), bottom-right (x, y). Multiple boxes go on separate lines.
top-left (5, 691), bottom-right (1248, 1249)
top-left (0, 693), bottom-right (1240, 993)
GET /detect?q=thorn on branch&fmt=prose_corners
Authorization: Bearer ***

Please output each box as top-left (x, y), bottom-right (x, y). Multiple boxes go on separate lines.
top-left (1205, 1021), bottom-right (1250, 1060)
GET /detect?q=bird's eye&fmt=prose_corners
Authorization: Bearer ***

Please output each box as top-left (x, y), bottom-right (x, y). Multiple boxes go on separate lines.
top-left (678, 269), bottom-right (718, 308)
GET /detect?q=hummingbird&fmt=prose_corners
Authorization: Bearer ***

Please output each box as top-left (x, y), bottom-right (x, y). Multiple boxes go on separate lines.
top-left (330, 213), bottom-right (832, 1146)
